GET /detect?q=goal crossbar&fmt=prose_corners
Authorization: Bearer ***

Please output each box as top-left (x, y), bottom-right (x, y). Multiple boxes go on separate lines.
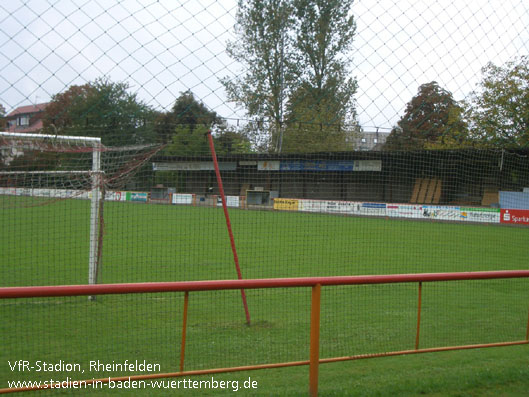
top-left (0, 171), bottom-right (98, 174)
top-left (0, 131), bottom-right (101, 143)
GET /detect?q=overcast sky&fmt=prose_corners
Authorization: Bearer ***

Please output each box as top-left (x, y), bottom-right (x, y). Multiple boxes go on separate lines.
top-left (1, 0), bottom-right (528, 129)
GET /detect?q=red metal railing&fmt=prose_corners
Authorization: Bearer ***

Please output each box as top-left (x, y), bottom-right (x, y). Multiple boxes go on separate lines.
top-left (1, 270), bottom-right (529, 396)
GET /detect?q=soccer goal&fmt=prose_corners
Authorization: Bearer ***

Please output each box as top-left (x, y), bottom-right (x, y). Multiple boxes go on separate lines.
top-left (0, 132), bottom-right (103, 286)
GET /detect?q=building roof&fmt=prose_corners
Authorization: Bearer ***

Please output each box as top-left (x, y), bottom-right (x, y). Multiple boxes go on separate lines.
top-left (6, 103), bottom-right (48, 118)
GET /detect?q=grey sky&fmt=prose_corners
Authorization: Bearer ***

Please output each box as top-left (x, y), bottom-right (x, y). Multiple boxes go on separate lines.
top-left (1, 0), bottom-right (528, 129)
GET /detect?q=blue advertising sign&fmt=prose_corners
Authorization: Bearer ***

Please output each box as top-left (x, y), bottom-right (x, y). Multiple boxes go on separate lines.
top-left (279, 160), bottom-right (381, 172)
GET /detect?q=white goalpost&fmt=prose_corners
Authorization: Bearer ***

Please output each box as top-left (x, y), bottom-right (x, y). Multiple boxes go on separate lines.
top-left (0, 131), bottom-right (103, 286)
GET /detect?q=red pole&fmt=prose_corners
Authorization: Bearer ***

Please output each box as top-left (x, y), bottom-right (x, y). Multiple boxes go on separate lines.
top-left (415, 282), bottom-right (422, 350)
top-left (180, 291), bottom-right (189, 372)
top-left (526, 298), bottom-right (529, 341)
top-left (206, 131), bottom-right (251, 325)
top-left (309, 283), bottom-right (322, 397)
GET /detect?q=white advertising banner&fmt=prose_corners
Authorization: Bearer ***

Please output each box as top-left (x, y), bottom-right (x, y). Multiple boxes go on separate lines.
top-left (226, 196), bottom-right (240, 208)
top-left (357, 202), bottom-right (387, 216)
top-left (386, 204), bottom-right (423, 219)
top-left (298, 200), bottom-right (323, 213)
top-left (299, 199), bottom-right (364, 215)
top-left (172, 193), bottom-right (194, 205)
top-left (421, 205), bottom-right (461, 221)
top-left (105, 191), bottom-right (126, 201)
top-left (322, 200), bottom-right (358, 215)
top-left (216, 196), bottom-right (240, 207)
top-left (153, 162), bottom-right (237, 171)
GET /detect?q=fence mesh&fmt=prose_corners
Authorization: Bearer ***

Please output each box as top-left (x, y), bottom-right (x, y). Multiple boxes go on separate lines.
top-left (1, 0), bottom-right (529, 395)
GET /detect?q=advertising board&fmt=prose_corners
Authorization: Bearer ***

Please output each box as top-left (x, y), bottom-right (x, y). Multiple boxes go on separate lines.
top-left (274, 198), bottom-right (299, 211)
top-left (421, 205), bottom-right (460, 221)
top-left (127, 192), bottom-right (148, 202)
top-left (216, 196), bottom-right (240, 207)
top-left (172, 193), bottom-right (194, 205)
top-left (460, 207), bottom-right (500, 223)
top-left (386, 204), bottom-right (423, 219)
top-left (500, 209), bottom-right (529, 225)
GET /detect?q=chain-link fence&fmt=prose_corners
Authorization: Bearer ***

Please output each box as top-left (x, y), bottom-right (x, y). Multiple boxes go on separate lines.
top-left (1, 1), bottom-right (529, 395)
top-left (2, 1), bottom-right (528, 145)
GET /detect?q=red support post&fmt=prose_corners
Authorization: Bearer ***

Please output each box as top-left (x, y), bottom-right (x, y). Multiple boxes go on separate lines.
top-left (180, 291), bottom-right (189, 372)
top-left (526, 299), bottom-right (529, 341)
top-left (206, 131), bottom-right (251, 325)
top-left (415, 282), bottom-right (422, 350)
top-left (309, 283), bottom-right (322, 397)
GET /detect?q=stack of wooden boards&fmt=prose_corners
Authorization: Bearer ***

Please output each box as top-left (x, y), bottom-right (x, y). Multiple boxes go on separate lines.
top-left (410, 178), bottom-right (442, 204)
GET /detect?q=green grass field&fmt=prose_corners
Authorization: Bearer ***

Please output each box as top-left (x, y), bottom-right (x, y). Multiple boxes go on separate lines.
top-left (1, 197), bottom-right (529, 396)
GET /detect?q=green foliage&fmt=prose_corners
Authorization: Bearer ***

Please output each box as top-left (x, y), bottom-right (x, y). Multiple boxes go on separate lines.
top-left (222, 0), bottom-right (295, 151)
top-left (465, 56), bottom-right (529, 148)
top-left (423, 106), bottom-right (476, 149)
top-left (155, 90), bottom-right (221, 144)
top-left (384, 82), bottom-right (468, 150)
top-left (223, 0), bottom-right (358, 152)
top-left (163, 125), bottom-right (252, 156)
top-left (214, 129), bottom-right (253, 154)
top-left (289, 0), bottom-right (358, 118)
top-left (164, 124), bottom-right (211, 156)
top-left (386, 58), bottom-right (529, 151)
top-left (0, 103), bottom-right (6, 129)
top-left (43, 77), bottom-right (156, 145)
top-left (293, 0), bottom-right (356, 91)
top-left (158, 91), bottom-right (252, 155)
top-left (282, 84), bottom-right (359, 152)
top-left (153, 170), bottom-right (182, 191)
top-left (281, 122), bottom-right (356, 153)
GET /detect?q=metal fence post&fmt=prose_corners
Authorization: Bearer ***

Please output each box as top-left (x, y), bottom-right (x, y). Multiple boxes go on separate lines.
top-left (309, 283), bottom-right (322, 396)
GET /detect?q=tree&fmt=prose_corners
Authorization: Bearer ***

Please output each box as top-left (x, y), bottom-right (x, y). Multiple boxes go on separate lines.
top-left (384, 82), bottom-right (468, 150)
top-left (156, 91), bottom-right (219, 155)
top-left (279, 0), bottom-right (359, 152)
top-left (290, 0), bottom-right (357, 121)
top-left (159, 91), bottom-right (251, 155)
top-left (214, 128), bottom-right (253, 155)
top-left (281, 83), bottom-right (358, 152)
top-left (282, 75), bottom-right (359, 152)
top-left (164, 124), bottom-right (211, 156)
top-left (223, 0), bottom-right (359, 153)
top-left (423, 105), bottom-right (474, 149)
top-left (43, 84), bottom-right (93, 130)
top-left (222, 0), bottom-right (295, 152)
top-left (280, 121), bottom-right (355, 153)
top-left (43, 78), bottom-right (155, 145)
top-left (0, 103), bottom-right (6, 129)
top-left (464, 56), bottom-right (529, 148)
top-left (155, 90), bottom-right (221, 143)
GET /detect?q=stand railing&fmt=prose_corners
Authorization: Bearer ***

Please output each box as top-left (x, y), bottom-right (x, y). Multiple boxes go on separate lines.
top-left (1, 270), bottom-right (529, 396)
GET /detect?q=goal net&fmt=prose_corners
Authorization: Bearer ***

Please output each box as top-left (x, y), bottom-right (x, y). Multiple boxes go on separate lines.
top-left (0, 131), bottom-right (162, 287)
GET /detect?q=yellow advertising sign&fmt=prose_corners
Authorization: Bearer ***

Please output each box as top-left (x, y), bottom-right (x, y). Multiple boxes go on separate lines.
top-left (274, 198), bottom-right (299, 211)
